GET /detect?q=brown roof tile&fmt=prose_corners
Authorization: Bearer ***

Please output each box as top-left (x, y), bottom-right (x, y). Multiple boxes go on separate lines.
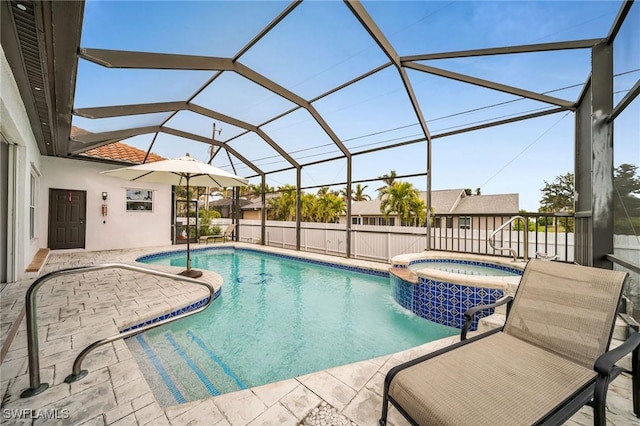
top-left (73, 126), bottom-right (165, 164)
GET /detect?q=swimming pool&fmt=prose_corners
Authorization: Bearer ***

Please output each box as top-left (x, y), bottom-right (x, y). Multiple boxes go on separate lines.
top-left (133, 248), bottom-right (457, 406)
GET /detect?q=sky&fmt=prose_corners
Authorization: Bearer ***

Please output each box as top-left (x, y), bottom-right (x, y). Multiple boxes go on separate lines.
top-left (73, 0), bottom-right (639, 212)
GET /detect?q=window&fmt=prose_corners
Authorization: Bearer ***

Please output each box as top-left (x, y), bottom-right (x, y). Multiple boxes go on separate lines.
top-left (29, 172), bottom-right (38, 239)
top-left (351, 217), bottom-right (361, 225)
top-left (459, 216), bottom-right (471, 229)
top-left (126, 189), bottom-right (153, 211)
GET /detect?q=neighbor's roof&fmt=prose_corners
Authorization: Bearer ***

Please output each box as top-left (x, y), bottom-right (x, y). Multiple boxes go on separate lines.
top-left (350, 189), bottom-right (519, 216)
top-left (454, 194), bottom-right (520, 214)
top-left (240, 193), bottom-right (282, 210)
top-left (421, 190), bottom-right (468, 214)
top-left (72, 127), bottom-right (165, 164)
top-left (351, 189), bottom-right (466, 216)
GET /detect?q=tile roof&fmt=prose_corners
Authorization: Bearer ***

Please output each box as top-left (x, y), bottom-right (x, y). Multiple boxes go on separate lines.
top-left (72, 126), bottom-right (165, 164)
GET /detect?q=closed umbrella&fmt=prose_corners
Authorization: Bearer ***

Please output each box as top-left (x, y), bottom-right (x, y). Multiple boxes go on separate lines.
top-left (102, 153), bottom-right (248, 277)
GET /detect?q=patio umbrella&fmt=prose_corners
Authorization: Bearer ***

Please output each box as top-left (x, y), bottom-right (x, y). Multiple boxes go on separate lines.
top-left (102, 153), bottom-right (248, 278)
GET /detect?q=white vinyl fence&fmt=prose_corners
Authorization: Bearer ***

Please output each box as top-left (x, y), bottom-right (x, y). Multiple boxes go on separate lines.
top-left (227, 220), bottom-right (579, 262)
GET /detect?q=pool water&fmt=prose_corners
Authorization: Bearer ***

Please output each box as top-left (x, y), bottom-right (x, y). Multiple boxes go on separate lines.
top-left (408, 260), bottom-right (520, 277)
top-left (133, 248), bottom-right (457, 406)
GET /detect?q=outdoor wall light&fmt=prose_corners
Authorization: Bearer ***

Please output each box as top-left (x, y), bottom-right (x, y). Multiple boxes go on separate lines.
top-left (101, 192), bottom-right (108, 201)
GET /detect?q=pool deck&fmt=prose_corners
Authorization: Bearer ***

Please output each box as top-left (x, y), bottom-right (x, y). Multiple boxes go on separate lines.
top-left (1, 244), bottom-right (637, 425)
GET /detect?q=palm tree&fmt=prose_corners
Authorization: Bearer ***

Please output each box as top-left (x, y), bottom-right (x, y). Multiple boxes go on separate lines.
top-left (316, 192), bottom-right (345, 223)
top-left (380, 181), bottom-right (424, 226)
top-left (339, 186), bottom-right (352, 200)
top-left (268, 184), bottom-right (297, 220)
top-left (353, 184), bottom-right (371, 201)
top-left (241, 183), bottom-right (266, 199)
top-left (409, 196), bottom-right (427, 226)
top-left (317, 186), bottom-right (330, 197)
top-left (377, 170), bottom-right (398, 197)
top-left (300, 193), bottom-right (317, 222)
top-left (341, 183), bottom-right (371, 201)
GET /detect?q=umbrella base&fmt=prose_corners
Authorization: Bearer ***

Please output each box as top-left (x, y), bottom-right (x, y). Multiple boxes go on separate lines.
top-left (179, 269), bottom-right (203, 279)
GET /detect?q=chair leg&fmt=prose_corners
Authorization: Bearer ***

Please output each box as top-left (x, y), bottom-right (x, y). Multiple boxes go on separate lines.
top-left (633, 346), bottom-right (639, 416)
top-left (380, 387), bottom-right (390, 425)
top-left (593, 376), bottom-right (609, 426)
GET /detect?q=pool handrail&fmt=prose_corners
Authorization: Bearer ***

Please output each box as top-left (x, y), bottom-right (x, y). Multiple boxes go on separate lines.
top-left (488, 215), bottom-right (528, 262)
top-left (20, 263), bottom-right (215, 398)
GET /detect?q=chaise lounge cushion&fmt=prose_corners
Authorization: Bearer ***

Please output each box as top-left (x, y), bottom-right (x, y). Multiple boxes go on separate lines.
top-left (389, 332), bottom-right (596, 425)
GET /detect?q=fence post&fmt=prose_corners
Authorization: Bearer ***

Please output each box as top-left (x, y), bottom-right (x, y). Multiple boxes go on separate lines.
top-left (352, 230), bottom-right (357, 259)
top-left (325, 228), bottom-right (329, 254)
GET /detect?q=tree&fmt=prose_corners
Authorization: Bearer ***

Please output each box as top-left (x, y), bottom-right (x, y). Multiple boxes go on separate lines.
top-left (242, 183), bottom-right (273, 200)
top-left (539, 172), bottom-right (574, 213)
top-left (377, 170), bottom-right (397, 196)
top-left (300, 193), bottom-right (318, 222)
top-left (380, 181), bottom-right (425, 226)
top-left (539, 166), bottom-right (640, 234)
top-left (353, 184), bottom-right (371, 201)
top-left (613, 163), bottom-right (640, 234)
top-left (408, 196), bottom-right (427, 226)
top-left (341, 183), bottom-right (371, 201)
top-left (316, 191), bottom-right (345, 223)
top-left (267, 185), bottom-right (297, 221)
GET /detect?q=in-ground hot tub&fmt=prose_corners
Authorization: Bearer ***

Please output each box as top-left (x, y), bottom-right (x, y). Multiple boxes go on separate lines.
top-left (390, 251), bottom-right (525, 330)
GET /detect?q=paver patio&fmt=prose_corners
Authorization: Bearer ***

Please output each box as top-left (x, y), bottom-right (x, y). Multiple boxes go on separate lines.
top-left (1, 245), bottom-right (637, 425)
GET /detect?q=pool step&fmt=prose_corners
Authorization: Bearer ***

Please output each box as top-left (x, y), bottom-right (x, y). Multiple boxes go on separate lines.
top-left (128, 331), bottom-right (248, 405)
top-left (164, 331), bottom-right (248, 398)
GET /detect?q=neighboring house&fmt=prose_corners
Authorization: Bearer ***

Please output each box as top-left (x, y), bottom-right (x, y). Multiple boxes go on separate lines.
top-left (208, 198), bottom-right (251, 218)
top-left (343, 189), bottom-right (519, 229)
top-left (240, 193), bottom-right (280, 220)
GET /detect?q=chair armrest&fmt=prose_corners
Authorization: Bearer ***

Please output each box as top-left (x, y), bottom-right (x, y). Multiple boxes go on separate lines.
top-left (594, 329), bottom-right (640, 376)
top-left (461, 295), bottom-right (513, 341)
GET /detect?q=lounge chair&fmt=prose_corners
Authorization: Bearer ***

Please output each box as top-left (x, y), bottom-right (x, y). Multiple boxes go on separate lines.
top-left (198, 223), bottom-right (236, 244)
top-left (380, 259), bottom-right (640, 426)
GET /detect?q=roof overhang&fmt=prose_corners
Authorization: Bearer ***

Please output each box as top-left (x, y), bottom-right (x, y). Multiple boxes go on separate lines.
top-left (1, 0), bottom-right (83, 156)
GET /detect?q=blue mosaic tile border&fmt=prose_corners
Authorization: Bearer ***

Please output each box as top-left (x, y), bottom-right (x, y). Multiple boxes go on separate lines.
top-left (391, 275), bottom-right (503, 330)
top-left (136, 245), bottom-right (229, 263)
top-left (137, 247), bottom-right (389, 278)
top-left (119, 288), bottom-right (221, 334)
top-left (398, 258), bottom-right (523, 276)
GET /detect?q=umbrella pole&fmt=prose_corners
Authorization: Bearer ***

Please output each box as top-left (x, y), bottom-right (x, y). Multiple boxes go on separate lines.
top-left (180, 176), bottom-right (202, 278)
top-left (186, 177), bottom-right (191, 272)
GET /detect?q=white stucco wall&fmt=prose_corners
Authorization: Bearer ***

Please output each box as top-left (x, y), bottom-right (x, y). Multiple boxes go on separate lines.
top-left (2, 44), bottom-right (173, 282)
top-left (40, 157), bottom-right (173, 251)
top-left (1, 45), bottom-right (43, 281)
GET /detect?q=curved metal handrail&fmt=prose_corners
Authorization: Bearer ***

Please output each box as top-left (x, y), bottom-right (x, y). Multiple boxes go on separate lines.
top-left (488, 215), bottom-right (528, 262)
top-left (20, 263), bottom-right (215, 398)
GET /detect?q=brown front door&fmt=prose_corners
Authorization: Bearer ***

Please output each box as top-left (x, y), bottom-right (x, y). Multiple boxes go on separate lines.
top-left (48, 189), bottom-right (86, 250)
